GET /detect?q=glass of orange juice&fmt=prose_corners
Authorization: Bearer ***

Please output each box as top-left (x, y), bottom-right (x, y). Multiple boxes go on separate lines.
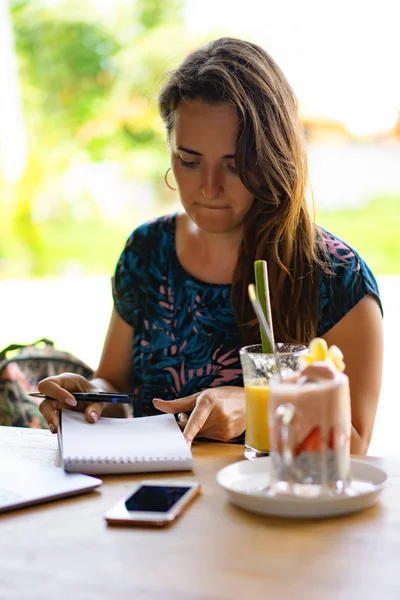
top-left (239, 343), bottom-right (306, 459)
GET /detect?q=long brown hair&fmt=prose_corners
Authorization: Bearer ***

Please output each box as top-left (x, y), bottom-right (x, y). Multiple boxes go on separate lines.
top-left (158, 37), bottom-right (323, 345)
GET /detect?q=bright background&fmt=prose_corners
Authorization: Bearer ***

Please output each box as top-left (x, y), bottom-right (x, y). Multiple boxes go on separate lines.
top-left (1, 0), bottom-right (399, 454)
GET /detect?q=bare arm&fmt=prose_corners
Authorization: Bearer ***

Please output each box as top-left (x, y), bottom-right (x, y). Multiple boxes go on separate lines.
top-left (322, 294), bottom-right (383, 455)
top-left (91, 308), bottom-right (134, 415)
top-left (93, 308), bottom-right (134, 392)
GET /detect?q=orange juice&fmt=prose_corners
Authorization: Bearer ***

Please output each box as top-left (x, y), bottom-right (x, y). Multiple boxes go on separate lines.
top-left (245, 384), bottom-right (270, 452)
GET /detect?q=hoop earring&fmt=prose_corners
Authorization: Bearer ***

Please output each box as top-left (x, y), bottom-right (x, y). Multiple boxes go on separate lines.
top-left (164, 167), bottom-right (177, 191)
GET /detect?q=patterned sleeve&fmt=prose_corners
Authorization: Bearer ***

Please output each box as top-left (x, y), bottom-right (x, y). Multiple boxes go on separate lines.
top-left (112, 222), bottom-right (152, 330)
top-left (317, 229), bottom-right (383, 337)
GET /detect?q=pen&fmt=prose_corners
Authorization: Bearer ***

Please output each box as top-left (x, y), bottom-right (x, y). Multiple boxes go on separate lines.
top-left (28, 392), bottom-right (133, 404)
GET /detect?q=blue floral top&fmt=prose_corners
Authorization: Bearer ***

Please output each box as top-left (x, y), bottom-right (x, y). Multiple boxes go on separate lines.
top-left (112, 214), bottom-right (382, 416)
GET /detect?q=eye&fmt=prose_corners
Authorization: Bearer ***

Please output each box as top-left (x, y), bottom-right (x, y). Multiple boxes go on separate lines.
top-left (226, 164), bottom-right (237, 174)
top-left (179, 157), bottom-right (199, 168)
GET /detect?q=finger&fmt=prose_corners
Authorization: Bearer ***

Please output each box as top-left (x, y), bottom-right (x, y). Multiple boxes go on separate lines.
top-left (39, 399), bottom-right (59, 434)
top-left (183, 393), bottom-right (215, 446)
top-left (38, 377), bottom-right (77, 408)
top-left (84, 402), bottom-right (104, 424)
top-left (152, 394), bottom-right (199, 414)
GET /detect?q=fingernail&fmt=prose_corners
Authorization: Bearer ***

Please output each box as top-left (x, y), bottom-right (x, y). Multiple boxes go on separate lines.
top-left (65, 397), bottom-right (77, 407)
top-left (90, 411), bottom-right (98, 423)
top-left (49, 423), bottom-right (56, 434)
top-left (187, 439), bottom-right (192, 448)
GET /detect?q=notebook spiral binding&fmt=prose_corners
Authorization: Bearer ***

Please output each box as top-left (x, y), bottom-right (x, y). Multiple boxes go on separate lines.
top-left (65, 456), bottom-right (186, 464)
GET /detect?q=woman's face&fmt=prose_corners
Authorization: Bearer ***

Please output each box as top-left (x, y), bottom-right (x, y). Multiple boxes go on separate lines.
top-left (170, 99), bottom-right (254, 234)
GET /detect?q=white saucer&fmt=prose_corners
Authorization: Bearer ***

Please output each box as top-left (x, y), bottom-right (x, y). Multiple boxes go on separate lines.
top-left (216, 457), bottom-right (387, 519)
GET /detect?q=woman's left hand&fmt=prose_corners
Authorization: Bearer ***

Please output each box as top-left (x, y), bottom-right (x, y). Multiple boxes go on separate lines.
top-left (153, 386), bottom-right (246, 446)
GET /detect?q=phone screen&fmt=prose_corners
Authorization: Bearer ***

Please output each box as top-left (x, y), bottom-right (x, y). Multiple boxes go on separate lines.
top-left (125, 485), bottom-right (191, 513)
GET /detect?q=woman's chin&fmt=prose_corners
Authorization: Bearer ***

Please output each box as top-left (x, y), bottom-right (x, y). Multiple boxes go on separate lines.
top-left (189, 206), bottom-right (239, 234)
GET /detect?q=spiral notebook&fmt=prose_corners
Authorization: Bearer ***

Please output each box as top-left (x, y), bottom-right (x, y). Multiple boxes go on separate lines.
top-left (58, 410), bottom-right (193, 475)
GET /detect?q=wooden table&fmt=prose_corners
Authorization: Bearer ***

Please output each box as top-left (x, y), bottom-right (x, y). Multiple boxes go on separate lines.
top-left (1, 428), bottom-right (400, 600)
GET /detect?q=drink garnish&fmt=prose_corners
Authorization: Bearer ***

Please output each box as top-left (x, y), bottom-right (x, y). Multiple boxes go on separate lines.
top-left (299, 338), bottom-right (345, 372)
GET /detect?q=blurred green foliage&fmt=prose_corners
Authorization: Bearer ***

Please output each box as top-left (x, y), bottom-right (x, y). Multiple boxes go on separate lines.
top-left (1, 0), bottom-right (192, 277)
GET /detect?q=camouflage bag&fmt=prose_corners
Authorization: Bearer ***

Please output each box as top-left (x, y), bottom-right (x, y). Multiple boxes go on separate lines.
top-left (0, 338), bottom-right (93, 428)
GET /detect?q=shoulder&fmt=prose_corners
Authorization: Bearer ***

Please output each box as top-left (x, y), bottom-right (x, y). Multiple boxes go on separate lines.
top-left (317, 227), bottom-right (375, 284)
top-left (116, 214), bottom-right (176, 271)
top-left (316, 227), bottom-right (382, 335)
top-left (317, 228), bottom-right (361, 273)
top-left (112, 214), bottom-right (176, 328)
top-left (124, 213), bottom-right (176, 253)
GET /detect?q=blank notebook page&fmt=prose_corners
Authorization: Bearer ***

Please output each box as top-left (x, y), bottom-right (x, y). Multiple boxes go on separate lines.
top-left (59, 411), bottom-right (193, 473)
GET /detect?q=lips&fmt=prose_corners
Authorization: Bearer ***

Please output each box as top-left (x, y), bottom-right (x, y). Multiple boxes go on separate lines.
top-left (196, 204), bottom-right (230, 210)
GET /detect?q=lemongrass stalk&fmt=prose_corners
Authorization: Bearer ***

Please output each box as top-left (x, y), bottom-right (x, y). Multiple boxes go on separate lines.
top-left (254, 260), bottom-right (275, 353)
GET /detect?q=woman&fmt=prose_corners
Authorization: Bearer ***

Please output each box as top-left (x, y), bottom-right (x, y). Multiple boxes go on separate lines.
top-left (38, 37), bottom-right (383, 454)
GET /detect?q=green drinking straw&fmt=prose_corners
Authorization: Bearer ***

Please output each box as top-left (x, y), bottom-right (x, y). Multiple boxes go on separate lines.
top-left (254, 260), bottom-right (275, 353)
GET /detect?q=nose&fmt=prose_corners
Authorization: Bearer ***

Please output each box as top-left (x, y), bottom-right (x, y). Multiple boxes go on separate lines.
top-left (200, 167), bottom-right (223, 199)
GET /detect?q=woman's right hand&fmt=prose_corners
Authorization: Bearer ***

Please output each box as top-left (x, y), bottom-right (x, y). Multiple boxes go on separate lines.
top-left (38, 373), bottom-right (105, 434)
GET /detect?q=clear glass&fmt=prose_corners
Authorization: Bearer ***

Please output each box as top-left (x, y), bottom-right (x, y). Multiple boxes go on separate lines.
top-left (268, 371), bottom-right (351, 497)
top-left (239, 343), bottom-right (306, 460)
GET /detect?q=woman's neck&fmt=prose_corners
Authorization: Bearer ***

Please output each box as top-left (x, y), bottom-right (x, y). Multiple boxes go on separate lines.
top-left (193, 223), bottom-right (243, 259)
top-left (176, 213), bottom-right (243, 284)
